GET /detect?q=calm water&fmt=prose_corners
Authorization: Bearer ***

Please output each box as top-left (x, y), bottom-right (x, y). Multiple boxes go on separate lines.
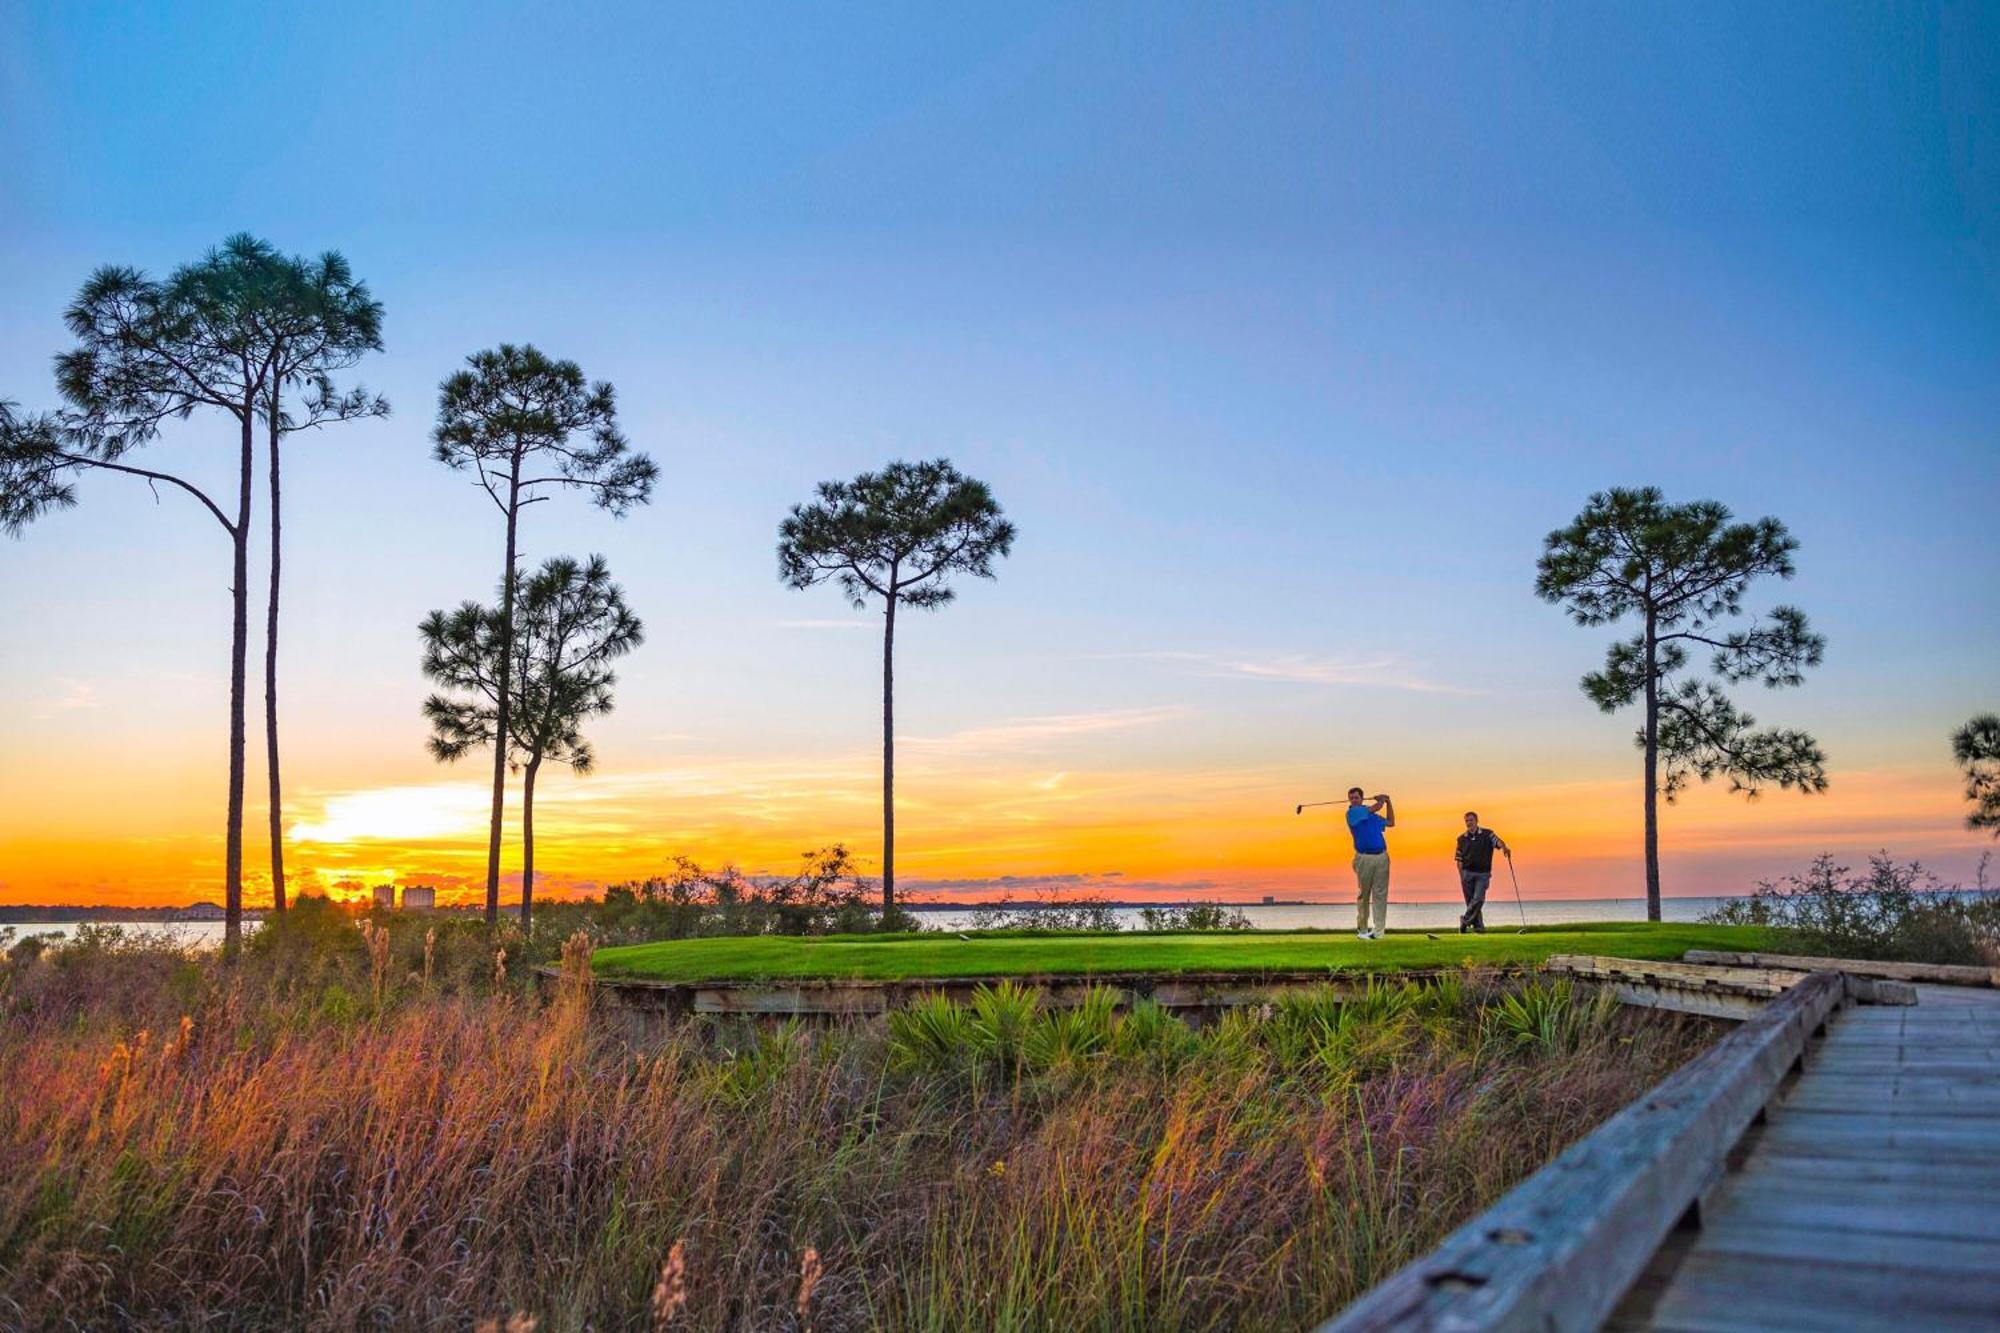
top-left (0, 920), bottom-right (241, 948)
top-left (3, 896), bottom-right (1741, 951)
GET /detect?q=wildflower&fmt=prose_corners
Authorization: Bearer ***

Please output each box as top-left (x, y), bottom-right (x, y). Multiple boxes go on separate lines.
top-left (796, 1246), bottom-right (822, 1327)
top-left (987, 1158), bottom-right (1006, 1178)
top-left (651, 1239), bottom-right (687, 1327)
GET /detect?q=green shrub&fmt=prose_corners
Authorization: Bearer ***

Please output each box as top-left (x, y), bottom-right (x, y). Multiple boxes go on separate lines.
top-left (1026, 986), bottom-right (1119, 1071)
top-left (1489, 978), bottom-right (1615, 1055)
top-left (1136, 902), bottom-right (1253, 931)
top-left (887, 993), bottom-right (979, 1077)
top-left (1704, 852), bottom-right (1998, 965)
top-left (969, 980), bottom-right (1041, 1075)
top-left (704, 1021), bottom-right (809, 1107)
top-left (1110, 998), bottom-right (1194, 1063)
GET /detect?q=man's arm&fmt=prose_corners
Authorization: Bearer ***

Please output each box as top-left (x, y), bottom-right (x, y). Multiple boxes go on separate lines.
top-left (1493, 830), bottom-right (1510, 855)
top-left (1376, 794), bottom-right (1395, 828)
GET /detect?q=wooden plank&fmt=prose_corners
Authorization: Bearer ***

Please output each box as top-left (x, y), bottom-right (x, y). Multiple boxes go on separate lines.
top-left (1707, 1176), bottom-right (2000, 1241)
top-left (1596, 982), bottom-right (1770, 1021)
top-left (1736, 1149), bottom-right (2000, 1193)
top-left (1689, 1212), bottom-right (2000, 1276)
top-left (1639, 1249), bottom-right (2000, 1332)
top-left (1782, 1071), bottom-right (2000, 1096)
top-left (1314, 971), bottom-right (1847, 1333)
top-left (1545, 954), bottom-right (1800, 996)
top-left (1684, 949), bottom-right (1999, 988)
top-left (693, 985), bottom-right (890, 1015)
top-left (1805, 1053), bottom-right (2000, 1077)
top-left (1780, 1087), bottom-right (2000, 1116)
top-left (1757, 1114), bottom-right (2000, 1163)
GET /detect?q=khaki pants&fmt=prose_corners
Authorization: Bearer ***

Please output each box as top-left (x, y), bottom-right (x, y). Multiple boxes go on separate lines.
top-left (1353, 852), bottom-right (1390, 933)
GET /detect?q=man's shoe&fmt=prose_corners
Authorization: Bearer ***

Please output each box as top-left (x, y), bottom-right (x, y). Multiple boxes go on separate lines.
top-left (1457, 922), bottom-right (1467, 934)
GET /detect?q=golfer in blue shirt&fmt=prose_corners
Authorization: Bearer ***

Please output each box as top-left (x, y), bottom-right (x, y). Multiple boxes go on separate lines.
top-left (1345, 787), bottom-right (1395, 939)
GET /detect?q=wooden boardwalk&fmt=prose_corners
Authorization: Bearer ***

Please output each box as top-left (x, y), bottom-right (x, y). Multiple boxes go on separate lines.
top-left (1321, 968), bottom-right (2000, 1333)
top-left (1611, 983), bottom-right (2000, 1332)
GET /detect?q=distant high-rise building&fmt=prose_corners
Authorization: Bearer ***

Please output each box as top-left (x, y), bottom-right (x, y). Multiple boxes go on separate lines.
top-left (401, 886), bottom-right (436, 912)
top-left (1262, 895), bottom-right (1276, 904)
top-left (373, 885), bottom-right (395, 911)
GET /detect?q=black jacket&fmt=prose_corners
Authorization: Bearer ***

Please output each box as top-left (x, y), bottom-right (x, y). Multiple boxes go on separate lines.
top-left (1455, 828), bottom-right (1503, 874)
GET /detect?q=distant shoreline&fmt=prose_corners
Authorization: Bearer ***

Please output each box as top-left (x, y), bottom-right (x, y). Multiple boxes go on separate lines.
top-left (3, 894), bottom-right (1744, 922)
top-left (0, 906), bottom-right (263, 925)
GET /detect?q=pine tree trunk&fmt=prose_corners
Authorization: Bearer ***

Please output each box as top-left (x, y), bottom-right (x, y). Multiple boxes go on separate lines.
top-left (1643, 608), bottom-right (1661, 922)
top-left (881, 593), bottom-right (896, 917)
top-left (521, 756), bottom-right (540, 927)
top-left (224, 412), bottom-right (254, 954)
top-left (264, 402), bottom-right (286, 914)
top-left (484, 457), bottom-right (522, 927)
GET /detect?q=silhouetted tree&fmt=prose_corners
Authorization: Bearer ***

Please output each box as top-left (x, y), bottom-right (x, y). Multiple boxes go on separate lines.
top-left (420, 555), bottom-right (643, 924)
top-left (256, 248), bottom-right (387, 913)
top-left (432, 346), bottom-right (655, 925)
top-left (778, 459), bottom-right (1015, 913)
top-left (1954, 715), bottom-right (2000, 838)
top-left (1, 238), bottom-right (343, 949)
top-left (1536, 487), bottom-right (1827, 920)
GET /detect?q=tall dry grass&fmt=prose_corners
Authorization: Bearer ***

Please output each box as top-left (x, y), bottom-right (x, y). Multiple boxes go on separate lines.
top-left (0, 927), bottom-right (1712, 1332)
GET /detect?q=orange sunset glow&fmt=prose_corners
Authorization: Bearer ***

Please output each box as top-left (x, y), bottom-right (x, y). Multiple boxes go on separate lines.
top-left (3, 3), bottom-right (1995, 919)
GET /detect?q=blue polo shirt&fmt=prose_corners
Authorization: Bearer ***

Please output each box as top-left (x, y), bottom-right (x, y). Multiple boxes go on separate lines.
top-left (1347, 805), bottom-right (1388, 855)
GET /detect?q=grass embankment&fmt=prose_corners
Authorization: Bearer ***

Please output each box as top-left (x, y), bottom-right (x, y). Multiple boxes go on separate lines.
top-left (593, 921), bottom-right (1772, 985)
top-left (0, 912), bottom-right (1723, 1331)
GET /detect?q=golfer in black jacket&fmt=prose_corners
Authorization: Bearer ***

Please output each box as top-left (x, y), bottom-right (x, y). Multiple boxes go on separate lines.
top-left (1454, 812), bottom-right (1509, 934)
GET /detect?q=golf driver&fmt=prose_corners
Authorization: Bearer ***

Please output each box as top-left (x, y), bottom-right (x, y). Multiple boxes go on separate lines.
top-left (1294, 799), bottom-right (1343, 814)
top-left (1504, 851), bottom-right (1529, 933)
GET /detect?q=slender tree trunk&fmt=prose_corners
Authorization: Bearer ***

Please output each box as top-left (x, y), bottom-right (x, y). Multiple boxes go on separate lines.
top-left (264, 399), bottom-right (286, 914)
top-left (224, 412), bottom-right (255, 954)
top-left (521, 755), bottom-right (540, 927)
top-left (484, 458), bottom-right (522, 927)
top-left (1643, 607), bottom-right (1661, 922)
top-left (881, 592), bottom-right (897, 917)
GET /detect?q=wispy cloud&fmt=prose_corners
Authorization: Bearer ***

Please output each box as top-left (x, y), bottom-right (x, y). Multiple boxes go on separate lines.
top-left (30, 678), bottom-right (101, 719)
top-left (1114, 650), bottom-right (1479, 696)
top-left (54, 678), bottom-right (99, 709)
top-left (904, 705), bottom-right (1192, 756)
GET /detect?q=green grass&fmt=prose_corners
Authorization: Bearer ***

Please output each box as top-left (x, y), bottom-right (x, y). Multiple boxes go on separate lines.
top-left (591, 921), bottom-right (1773, 985)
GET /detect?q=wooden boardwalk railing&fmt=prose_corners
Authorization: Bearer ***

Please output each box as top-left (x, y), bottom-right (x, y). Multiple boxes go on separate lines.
top-left (1319, 969), bottom-right (2000, 1332)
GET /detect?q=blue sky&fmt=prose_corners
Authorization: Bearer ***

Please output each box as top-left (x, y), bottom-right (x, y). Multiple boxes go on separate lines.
top-left (2, 3), bottom-right (1996, 904)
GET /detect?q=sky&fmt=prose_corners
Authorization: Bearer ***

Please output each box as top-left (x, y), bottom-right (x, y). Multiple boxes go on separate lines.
top-left (2, 2), bottom-right (1997, 908)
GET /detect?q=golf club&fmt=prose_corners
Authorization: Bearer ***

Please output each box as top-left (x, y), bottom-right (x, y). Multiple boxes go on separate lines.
top-left (1504, 851), bottom-right (1529, 933)
top-left (1294, 799), bottom-right (1343, 814)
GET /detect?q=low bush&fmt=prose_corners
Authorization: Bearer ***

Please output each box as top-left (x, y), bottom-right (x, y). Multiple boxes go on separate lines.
top-left (1488, 978), bottom-right (1618, 1055)
top-left (1137, 902), bottom-right (1255, 931)
top-left (1704, 852), bottom-right (1999, 966)
top-left (963, 892), bottom-right (1123, 932)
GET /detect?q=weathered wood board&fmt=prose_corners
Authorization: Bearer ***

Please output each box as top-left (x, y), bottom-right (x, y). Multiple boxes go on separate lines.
top-left (1685, 948), bottom-right (1999, 988)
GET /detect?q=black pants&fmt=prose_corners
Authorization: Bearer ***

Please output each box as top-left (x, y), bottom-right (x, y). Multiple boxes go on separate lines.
top-left (1459, 870), bottom-right (1491, 930)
